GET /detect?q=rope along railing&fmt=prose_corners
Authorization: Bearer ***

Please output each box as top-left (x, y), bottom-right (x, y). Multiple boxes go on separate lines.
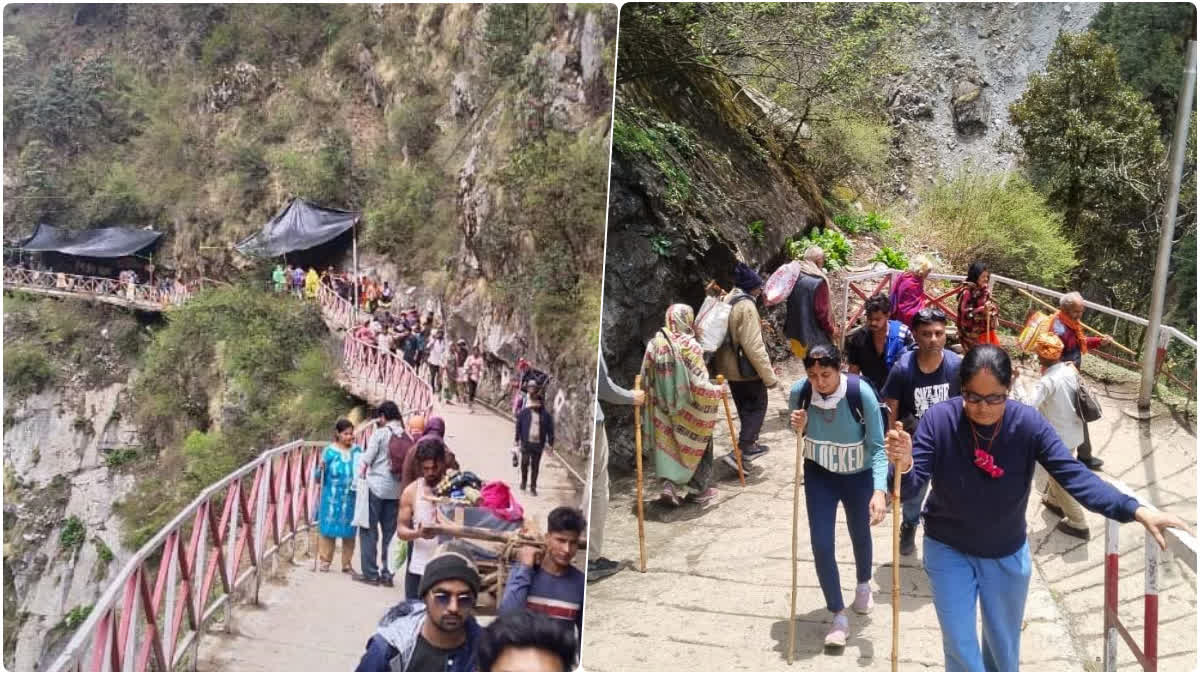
top-left (48, 439), bottom-right (329, 671)
top-left (3, 266), bottom-right (198, 309)
top-left (315, 279), bottom-right (435, 419)
top-left (837, 269), bottom-right (1197, 398)
top-left (1103, 480), bottom-right (1197, 672)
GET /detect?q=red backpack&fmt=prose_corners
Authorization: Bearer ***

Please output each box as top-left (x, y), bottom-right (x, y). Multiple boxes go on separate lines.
top-left (388, 428), bottom-right (415, 481)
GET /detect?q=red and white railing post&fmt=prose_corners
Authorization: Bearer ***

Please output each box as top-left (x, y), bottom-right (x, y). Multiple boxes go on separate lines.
top-left (1101, 480), bottom-right (1195, 672)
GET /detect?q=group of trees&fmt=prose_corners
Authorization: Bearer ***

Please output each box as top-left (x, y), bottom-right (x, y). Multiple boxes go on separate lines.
top-left (1009, 3), bottom-right (1195, 341)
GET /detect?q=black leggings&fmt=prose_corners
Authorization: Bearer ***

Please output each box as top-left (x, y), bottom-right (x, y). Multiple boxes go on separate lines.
top-left (520, 444), bottom-right (544, 489)
top-left (428, 365), bottom-right (440, 391)
top-left (468, 379), bottom-right (478, 403)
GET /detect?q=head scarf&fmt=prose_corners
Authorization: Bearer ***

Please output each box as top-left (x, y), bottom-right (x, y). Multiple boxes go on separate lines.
top-left (647, 304), bottom-right (701, 415)
top-left (1054, 309), bottom-right (1090, 356)
top-left (407, 415), bottom-right (427, 437)
top-left (424, 416), bottom-right (446, 438)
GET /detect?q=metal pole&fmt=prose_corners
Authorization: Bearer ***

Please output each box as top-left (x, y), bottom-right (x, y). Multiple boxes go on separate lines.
top-left (352, 220), bottom-right (359, 325)
top-left (1138, 40), bottom-right (1196, 409)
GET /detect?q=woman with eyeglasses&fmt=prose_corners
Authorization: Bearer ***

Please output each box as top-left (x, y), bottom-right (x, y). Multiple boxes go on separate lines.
top-left (884, 345), bottom-right (1186, 671)
top-left (788, 343), bottom-right (888, 649)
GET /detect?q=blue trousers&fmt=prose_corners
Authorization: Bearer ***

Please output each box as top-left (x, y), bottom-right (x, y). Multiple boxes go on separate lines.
top-left (358, 492), bottom-right (398, 580)
top-left (804, 460), bottom-right (874, 613)
top-left (902, 479), bottom-right (930, 527)
top-left (924, 537), bottom-right (1031, 671)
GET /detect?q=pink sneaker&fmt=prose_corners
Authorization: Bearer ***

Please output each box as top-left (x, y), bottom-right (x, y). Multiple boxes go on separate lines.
top-left (851, 583), bottom-right (874, 615)
top-left (659, 481), bottom-right (680, 506)
top-left (824, 613), bottom-right (849, 648)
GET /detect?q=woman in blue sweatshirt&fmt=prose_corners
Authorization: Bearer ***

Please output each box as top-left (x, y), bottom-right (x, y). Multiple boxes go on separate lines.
top-left (787, 344), bottom-right (888, 649)
top-left (885, 345), bottom-right (1186, 671)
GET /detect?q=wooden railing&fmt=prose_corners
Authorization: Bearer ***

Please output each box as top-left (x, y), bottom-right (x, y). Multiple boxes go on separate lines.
top-left (48, 439), bottom-right (328, 671)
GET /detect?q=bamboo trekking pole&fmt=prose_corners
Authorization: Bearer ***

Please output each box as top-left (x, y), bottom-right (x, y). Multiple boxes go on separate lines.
top-left (1015, 287), bottom-right (1135, 355)
top-left (787, 428), bottom-right (802, 664)
top-left (891, 442), bottom-right (902, 672)
top-left (634, 374), bottom-right (648, 573)
top-left (716, 375), bottom-right (746, 486)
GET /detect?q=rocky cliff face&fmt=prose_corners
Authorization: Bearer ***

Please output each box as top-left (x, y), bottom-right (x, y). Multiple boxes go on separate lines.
top-left (884, 2), bottom-right (1101, 199)
top-left (4, 368), bottom-right (142, 670)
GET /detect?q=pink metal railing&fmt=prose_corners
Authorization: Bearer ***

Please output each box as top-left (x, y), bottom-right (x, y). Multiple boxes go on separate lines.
top-left (316, 278), bottom-right (434, 419)
top-left (48, 439), bottom-right (328, 671)
top-left (3, 266), bottom-right (198, 309)
top-left (1102, 480), bottom-right (1197, 672)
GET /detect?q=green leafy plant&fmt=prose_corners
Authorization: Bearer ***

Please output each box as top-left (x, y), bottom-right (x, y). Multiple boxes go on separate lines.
top-left (103, 447), bottom-right (140, 469)
top-left (747, 220), bottom-right (766, 244)
top-left (788, 228), bottom-right (852, 269)
top-left (60, 516), bottom-right (86, 553)
top-left (94, 538), bottom-right (114, 564)
top-left (871, 246), bottom-right (908, 270)
top-left (649, 234), bottom-right (672, 257)
top-left (61, 605), bottom-right (92, 631)
top-left (612, 111), bottom-right (695, 209)
top-left (834, 211), bottom-right (890, 235)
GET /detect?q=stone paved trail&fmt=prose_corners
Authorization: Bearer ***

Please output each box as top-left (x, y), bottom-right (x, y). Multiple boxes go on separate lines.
top-left (197, 402), bottom-right (582, 671)
top-left (582, 359), bottom-right (1195, 671)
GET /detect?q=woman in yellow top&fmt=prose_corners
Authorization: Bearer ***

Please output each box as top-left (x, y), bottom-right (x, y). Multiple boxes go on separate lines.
top-left (304, 267), bottom-right (320, 299)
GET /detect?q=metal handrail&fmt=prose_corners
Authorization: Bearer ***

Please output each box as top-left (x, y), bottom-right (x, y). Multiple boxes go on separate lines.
top-left (837, 267), bottom-right (1197, 396)
top-left (48, 439), bottom-right (328, 671)
top-left (3, 266), bottom-right (200, 309)
top-left (1103, 479), bottom-right (1197, 671)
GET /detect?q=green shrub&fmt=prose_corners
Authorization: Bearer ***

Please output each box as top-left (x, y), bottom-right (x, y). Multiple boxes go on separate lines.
top-left (103, 447), bottom-right (140, 469)
top-left (270, 129), bottom-right (354, 204)
top-left (4, 346), bottom-right (54, 399)
top-left (612, 113), bottom-right (694, 209)
top-left (61, 605), bottom-right (92, 631)
top-left (835, 211), bottom-right (891, 235)
top-left (387, 94), bottom-right (442, 157)
top-left (806, 115), bottom-right (892, 187)
top-left (363, 162), bottom-right (453, 273)
top-left (871, 246), bottom-right (908, 270)
top-left (747, 220), bottom-right (766, 244)
top-left (788, 228), bottom-right (852, 269)
top-left (483, 4), bottom-right (550, 77)
top-left (918, 172), bottom-right (1077, 286)
top-left (649, 234), bottom-right (673, 257)
top-left (59, 516), bottom-right (85, 552)
top-left (93, 538), bottom-right (113, 564)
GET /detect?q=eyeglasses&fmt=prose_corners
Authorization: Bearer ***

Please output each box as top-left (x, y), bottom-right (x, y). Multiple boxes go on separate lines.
top-left (915, 308), bottom-right (948, 323)
top-left (963, 391), bottom-right (1007, 405)
top-left (431, 591), bottom-right (476, 609)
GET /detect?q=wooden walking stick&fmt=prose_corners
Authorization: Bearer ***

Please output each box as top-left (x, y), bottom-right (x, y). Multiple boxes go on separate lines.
top-left (715, 374), bottom-right (746, 486)
top-left (634, 374), bottom-right (648, 573)
top-left (787, 423), bottom-right (803, 665)
top-left (891, 423), bottom-right (903, 672)
top-left (1014, 287), bottom-right (1135, 355)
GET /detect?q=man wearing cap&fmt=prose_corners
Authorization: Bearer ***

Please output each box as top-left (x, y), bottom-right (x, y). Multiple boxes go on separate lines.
top-left (713, 262), bottom-right (779, 469)
top-left (355, 548), bottom-right (483, 672)
top-left (1024, 332), bottom-right (1091, 539)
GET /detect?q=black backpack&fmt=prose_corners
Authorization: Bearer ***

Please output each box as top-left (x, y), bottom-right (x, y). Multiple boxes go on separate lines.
top-left (795, 374), bottom-right (887, 430)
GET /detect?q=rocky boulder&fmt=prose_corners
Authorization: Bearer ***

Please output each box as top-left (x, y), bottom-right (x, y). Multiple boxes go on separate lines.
top-left (951, 77), bottom-right (989, 136)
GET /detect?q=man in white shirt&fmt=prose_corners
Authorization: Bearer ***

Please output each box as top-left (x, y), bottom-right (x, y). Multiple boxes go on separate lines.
top-left (1024, 333), bottom-right (1089, 539)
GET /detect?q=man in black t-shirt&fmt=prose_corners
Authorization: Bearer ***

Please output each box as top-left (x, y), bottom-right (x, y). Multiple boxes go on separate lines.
top-left (845, 294), bottom-right (914, 393)
top-left (881, 308), bottom-right (962, 557)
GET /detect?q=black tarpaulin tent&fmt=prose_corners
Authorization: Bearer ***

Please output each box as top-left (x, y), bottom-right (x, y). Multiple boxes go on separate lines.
top-left (19, 224), bottom-right (162, 258)
top-left (235, 198), bottom-right (361, 258)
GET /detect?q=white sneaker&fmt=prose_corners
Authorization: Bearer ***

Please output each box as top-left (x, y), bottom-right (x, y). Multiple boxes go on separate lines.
top-left (824, 613), bottom-right (849, 648)
top-left (851, 583), bottom-right (874, 615)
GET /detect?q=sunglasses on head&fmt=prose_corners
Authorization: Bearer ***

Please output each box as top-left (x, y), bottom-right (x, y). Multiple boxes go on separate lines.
top-left (963, 390), bottom-right (1007, 405)
top-left (803, 356), bottom-right (839, 369)
top-left (431, 590), bottom-right (476, 609)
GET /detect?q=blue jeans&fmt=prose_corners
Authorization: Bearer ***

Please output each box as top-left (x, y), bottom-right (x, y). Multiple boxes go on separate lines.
top-left (804, 460), bottom-right (874, 613)
top-left (924, 537), bottom-right (1031, 671)
top-left (358, 492), bottom-right (398, 580)
top-left (902, 479), bottom-right (930, 527)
